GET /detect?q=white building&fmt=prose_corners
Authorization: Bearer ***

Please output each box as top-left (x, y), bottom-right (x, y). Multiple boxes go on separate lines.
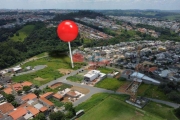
top-left (84, 70), bottom-right (100, 82)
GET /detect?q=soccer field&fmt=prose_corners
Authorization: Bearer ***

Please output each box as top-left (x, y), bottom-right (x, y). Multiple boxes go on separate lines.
top-left (76, 93), bottom-right (178, 120)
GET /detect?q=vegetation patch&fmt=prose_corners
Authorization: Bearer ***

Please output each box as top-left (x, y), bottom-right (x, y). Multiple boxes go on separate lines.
top-left (10, 25), bottom-right (35, 42)
top-left (12, 56), bottom-right (83, 86)
top-left (75, 93), bottom-right (177, 120)
top-left (49, 98), bottom-right (64, 107)
top-left (67, 75), bottom-right (84, 83)
top-left (95, 78), bottom-right (124, 91)
top-left (137, 83), bottom-right (168, 101)
top-left (97, 67), bottom-right (114, 74)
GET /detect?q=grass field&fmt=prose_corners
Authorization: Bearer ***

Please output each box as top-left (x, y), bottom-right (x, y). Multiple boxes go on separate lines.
top-left (10, 25), bottom-right (35, 42)
top-left (67, 75), bottom-right (84, 83)
top-left (137, 83), bottom-right (168, 101)
top-left (75, 93), bottom-right (178, 120)
top-left (97, 67), bottom-right (114, 74)
top-left (95, 78), bottom-right (124, 91)
top-left (12, 56), bottom-right (83, 86)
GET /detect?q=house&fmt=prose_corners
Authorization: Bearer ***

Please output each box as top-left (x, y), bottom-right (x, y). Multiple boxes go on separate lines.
top-left (21, 93), bottom-right (37, 103)
top-left (34, 103), bottom-right (48, 113)
top-left (26, 106), bottom-right (39, 116)
top-left (84, 70), bottom-right (100, 82)
top-left (3, 87), bottom-right (13, 94)
top-left (52, 93), bottom-right (63, 101)
top-left (40, 92), bottom-right (54, 99)
top-left (0, 102), bottom-right (14, 115)
top-left (8, 107), bottom-right (27, 120)
top-left (130, 72), bottom-right (160, 85)
top-left (39, 97), bottom-right (54, 110)
top-left (21, 81), bottom-right (32, 87)
top-left (12, 83), bottom-right (23, 92)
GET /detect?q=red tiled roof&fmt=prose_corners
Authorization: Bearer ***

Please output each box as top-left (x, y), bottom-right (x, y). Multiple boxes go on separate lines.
top-left (21, 81), bottom-right (32, 87)
top-left (53, 93), bottom-right (63, 100)
top-left (21, 93), bottom-right (37, 101)
top-left (40, 92), bottom-right (54, 98)
top-left (39, 97), bottom-right (54, 106)
top-left (0, 103), bottom-right (14, 114)
top-left (26, 106), bottom-right (39, 116)
top-left (9, 107), bottom-right (27, 120)
top-left (13, 83), bottom-right (23, 91)
top-left (148, 67), bottom-right (158, 72)
top-left (3, 87), bottom-right (13, 94)
top-left (39, 106), bottom-right (48, 112)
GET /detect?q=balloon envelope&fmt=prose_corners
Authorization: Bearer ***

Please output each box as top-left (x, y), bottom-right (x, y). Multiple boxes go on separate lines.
top-left (57, 20), bottom-right (78, 42)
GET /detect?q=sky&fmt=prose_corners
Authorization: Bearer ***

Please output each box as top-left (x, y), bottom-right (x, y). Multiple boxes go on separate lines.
top-left (0, 0), bottom-right (180, 10)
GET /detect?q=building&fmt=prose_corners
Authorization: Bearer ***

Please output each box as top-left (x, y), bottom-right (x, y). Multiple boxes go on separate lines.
top-left (84, 70), bottom-right (100, 82)
top-left (39, 97), bottom-right (54, 110)
top-left (21, 93), bottom-right (37, 103)
top-left (8, 107), bottom-right (27, 120)
top-left (130, 72), bottom-right (160, 85)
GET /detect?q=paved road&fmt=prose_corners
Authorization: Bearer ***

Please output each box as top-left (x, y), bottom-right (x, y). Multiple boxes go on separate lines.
top-left (147, 98), bottom-right (180, 109)
top-left (16, 65), bottom-right (47, 76)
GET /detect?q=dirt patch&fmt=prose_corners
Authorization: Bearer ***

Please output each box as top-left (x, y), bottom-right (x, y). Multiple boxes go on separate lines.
top-left (58, 69), bottom-right (74, 75)
top-left (34, 77), bottom-right (46, 81)
top-left (156, 104), bottom-right (162, 107)
top-left (116, 81), bottom-right (131, 94)
top-left (62, 96), bottom-right (70, 103)
top-left (50, 82), bottom-right (62, 89)
top-left (135, 111), bottom-right (144, 116)
top-left (71, 86), bottom-right (89, 94)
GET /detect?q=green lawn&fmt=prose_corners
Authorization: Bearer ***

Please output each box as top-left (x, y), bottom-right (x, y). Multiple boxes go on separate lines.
top-left (10, 25), bottom-right (35, 42)
top-left (12, 56), bottom-right (83, 86)
top-left (95, 78), bottom-right (124, 91)
top-left (49, 98), bottom-right (64, 107)
top-left (97, 67), bottom-right (114, 74)
top-left (76, 93), bottom-right (177, 120)
top-left (137, 84), bottom-right (168, 101)
top-left (67, 75), bottom-right (84, 83)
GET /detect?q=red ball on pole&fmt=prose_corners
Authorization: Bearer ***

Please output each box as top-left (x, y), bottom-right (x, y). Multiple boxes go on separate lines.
top-left (57, 20), bottom-right (78, 42)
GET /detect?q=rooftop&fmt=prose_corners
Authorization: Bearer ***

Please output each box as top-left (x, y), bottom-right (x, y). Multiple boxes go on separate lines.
top-left (3, 87), bottom-right (13, 94)
top-left (40, 92), bottom-right (54, 98)
top-left (21, 81), bottom-right (32, 87)
top-left (53, 93), bottom-right (63, 100)
top-left (21, 93), bottom-right (37, 102)
top-left (8, 107), bottom-right (27, 120)
top-left (39, 97), bottom-right (54, 106)
top-left (26, 106), bottom-right (39, 116)
top-left (0, 102), bottom-right (14, 114)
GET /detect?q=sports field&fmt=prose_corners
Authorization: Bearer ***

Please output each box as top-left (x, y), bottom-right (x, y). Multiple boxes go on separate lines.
top-left (76, 93), bottom-right (178, 120)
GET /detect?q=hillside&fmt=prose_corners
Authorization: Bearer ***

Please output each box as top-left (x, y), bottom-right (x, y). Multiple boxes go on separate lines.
top-left (9, 25), bottom-right (35, 42)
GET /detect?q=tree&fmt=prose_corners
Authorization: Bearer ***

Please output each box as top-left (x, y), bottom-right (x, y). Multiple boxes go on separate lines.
top-left (174, 107), bottom-right (180, 119)
top-left (49, 111), bottom-right (64, 120)
top-left (34, 90), bottom-right (41, 97)
top-left (65, 102), bottom-right (76, 116)
top-left (11, 101), bottom-right (19, 107)
top-left (33, 113), bottom-right (46, 120)
top-left (6, 94), bottom-right (15, 102)
top-left (23, 86), bottom-right (31, 93)
top-left (17, 90), bottom-right (22, 95)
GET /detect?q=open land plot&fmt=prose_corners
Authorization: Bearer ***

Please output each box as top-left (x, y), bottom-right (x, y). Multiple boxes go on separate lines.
top-left (95, 78), bottom-right (125, 91)
top-left (12, 56), bottom-right (83, 86)
top-left (75, 93), bottom-right (178, 120)
top-left (97, 67), bottom-right (114, 74)
top-left (137, 84), bottom-right (168, 101)
top-left (66, 75), bottom-right (84, 83)
top-left (71, 86), bottom-right (89, 94)
top-left (116, 81), bottom-right (131, 93)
